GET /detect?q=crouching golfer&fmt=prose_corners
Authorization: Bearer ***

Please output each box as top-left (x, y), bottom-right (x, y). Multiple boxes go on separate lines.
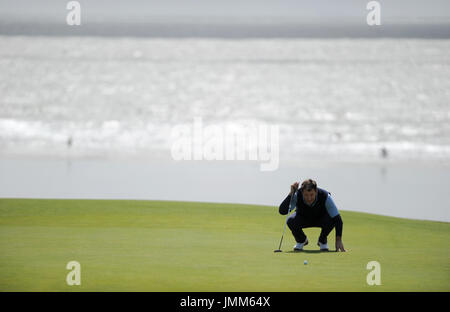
top-left (279, 179), bottom-right (346, 252)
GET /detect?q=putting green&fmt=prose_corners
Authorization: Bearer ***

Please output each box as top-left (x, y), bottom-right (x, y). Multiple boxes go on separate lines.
top-left (0, 198), bottom-right (449, 291)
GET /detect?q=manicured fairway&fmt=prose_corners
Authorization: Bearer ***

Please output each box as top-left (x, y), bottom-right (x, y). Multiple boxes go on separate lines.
top-left (0, 198), bottom-right (449, 291)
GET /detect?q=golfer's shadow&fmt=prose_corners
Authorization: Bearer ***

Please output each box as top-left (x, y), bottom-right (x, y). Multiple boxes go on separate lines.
top-left (286, 250), bottom-right (333, 254)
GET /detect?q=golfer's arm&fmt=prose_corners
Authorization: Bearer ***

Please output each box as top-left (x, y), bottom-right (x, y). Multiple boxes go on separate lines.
top-left (278, 194), bottom-right (292, 215)
top-left (325, 195), bottom-right (343, 237)
top-left (333, 215), bottom-right (343, 238)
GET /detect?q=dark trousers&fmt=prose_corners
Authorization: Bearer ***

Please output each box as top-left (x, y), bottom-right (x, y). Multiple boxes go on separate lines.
top-left (287, 211), bottom-right (335, 244)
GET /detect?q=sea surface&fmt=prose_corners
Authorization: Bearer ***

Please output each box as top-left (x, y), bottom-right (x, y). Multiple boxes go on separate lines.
top-left (0, 36), bottom-right (449, 164)
top-left (0, 35), bottom-right (449, 222)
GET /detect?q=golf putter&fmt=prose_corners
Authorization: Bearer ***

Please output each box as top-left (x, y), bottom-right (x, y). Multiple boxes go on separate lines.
top-left (274, 190), bottom-right (297, 253)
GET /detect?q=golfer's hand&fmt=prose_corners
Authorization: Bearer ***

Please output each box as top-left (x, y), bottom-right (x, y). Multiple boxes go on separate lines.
top-left (335, 237), bottom-right (346, 252)
top-left (290, 182), bottom-right (299, 195)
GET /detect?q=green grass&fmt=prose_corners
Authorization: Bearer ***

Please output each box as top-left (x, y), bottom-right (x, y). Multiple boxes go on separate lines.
top-left (0, 198), bottom-right (449, 291)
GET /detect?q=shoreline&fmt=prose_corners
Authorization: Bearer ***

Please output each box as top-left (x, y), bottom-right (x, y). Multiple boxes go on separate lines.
top-left (1, 155), bottom-right (449, 223)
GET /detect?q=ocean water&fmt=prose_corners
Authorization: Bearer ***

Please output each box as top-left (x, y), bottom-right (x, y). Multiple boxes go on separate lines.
top-left (0, 36), bottom-right (449, 164)
top-left (1, 35), bottom-right (450, 222)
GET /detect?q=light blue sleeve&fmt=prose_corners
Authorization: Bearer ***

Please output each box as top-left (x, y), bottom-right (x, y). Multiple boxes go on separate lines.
top-left (289, 191), bottom-right (298, 212)
top-left (325, 194), bottom-right (340, 218)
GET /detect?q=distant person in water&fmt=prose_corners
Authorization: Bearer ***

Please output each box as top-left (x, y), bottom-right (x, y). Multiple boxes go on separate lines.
top-left (279, 179), bottom-right (345, 252)
top-left (67, 136), bottom-right (73, 148)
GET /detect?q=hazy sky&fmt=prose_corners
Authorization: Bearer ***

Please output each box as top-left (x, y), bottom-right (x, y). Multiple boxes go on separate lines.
top-left (1, 0), bottom-right (450, 23)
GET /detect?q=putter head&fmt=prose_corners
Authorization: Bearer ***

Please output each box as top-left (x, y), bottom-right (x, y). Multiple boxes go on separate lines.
top-left (274, 249), bottom-right (282, 253)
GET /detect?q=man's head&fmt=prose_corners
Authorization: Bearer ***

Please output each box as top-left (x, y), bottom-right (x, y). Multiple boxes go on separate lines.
top-left (301, 179), bottom-right (317, 205)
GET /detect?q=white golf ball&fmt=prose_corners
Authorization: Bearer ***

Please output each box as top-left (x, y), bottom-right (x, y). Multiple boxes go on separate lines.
top-left (304, 260), bottom-right (308, 265)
